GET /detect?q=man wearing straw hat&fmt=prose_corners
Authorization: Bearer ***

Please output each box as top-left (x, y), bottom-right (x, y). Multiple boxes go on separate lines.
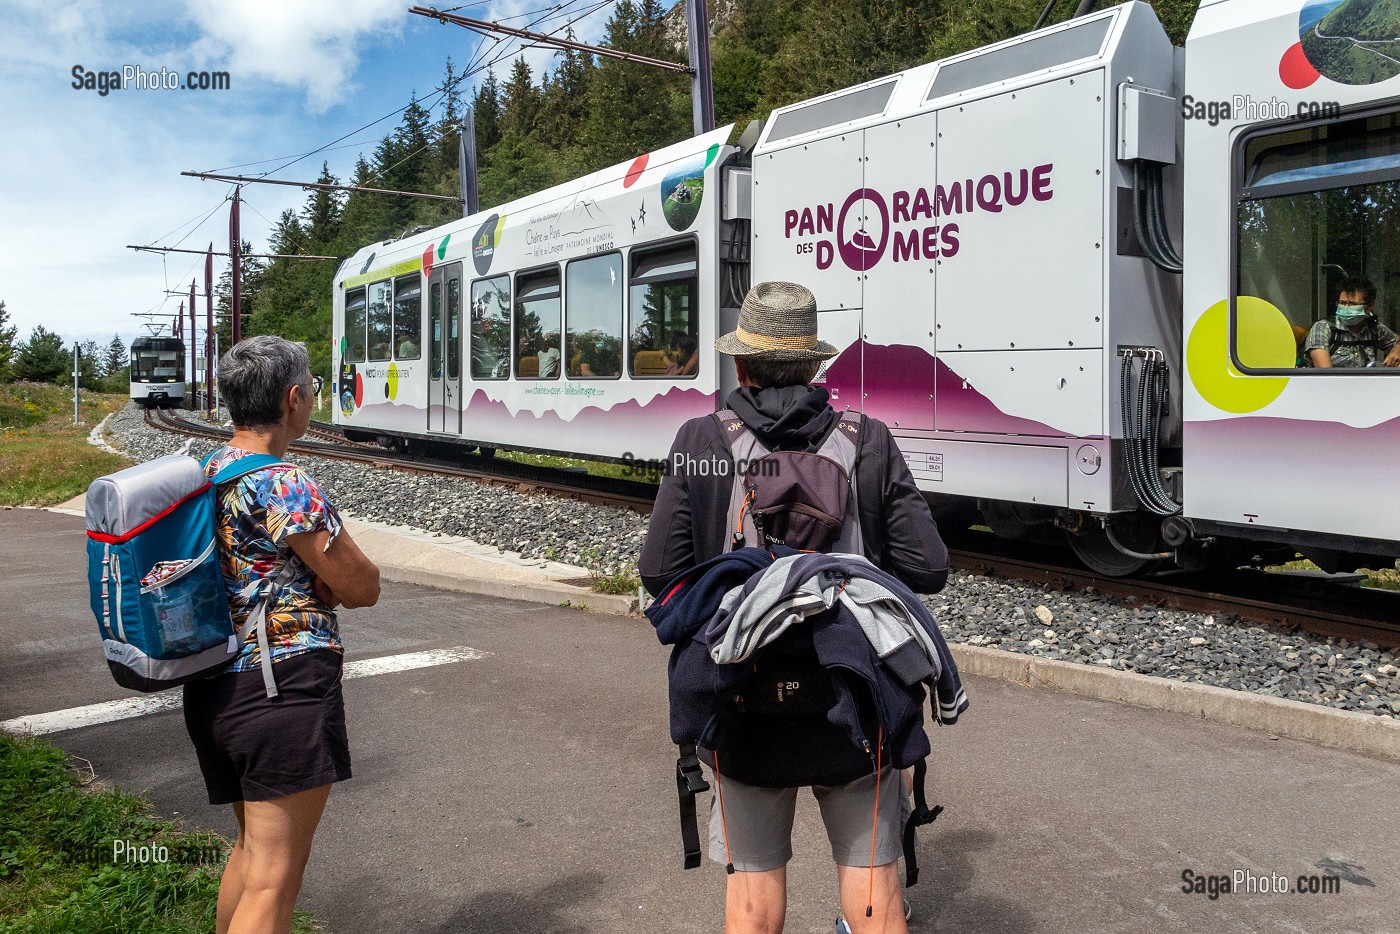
top-left (641, 281), bottom-right (950, 934)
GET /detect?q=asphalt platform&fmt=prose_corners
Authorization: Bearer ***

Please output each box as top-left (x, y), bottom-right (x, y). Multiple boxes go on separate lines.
top-left (1, 507), bottom-right (1396, 934)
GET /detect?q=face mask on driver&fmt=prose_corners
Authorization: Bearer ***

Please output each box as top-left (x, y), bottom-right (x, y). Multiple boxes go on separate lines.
top-left (1336, 305), bottom-right (1368, 325)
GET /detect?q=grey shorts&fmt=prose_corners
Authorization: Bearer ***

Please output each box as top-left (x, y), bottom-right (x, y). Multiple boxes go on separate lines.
top-left (707, 767), bottom-right (910, 872)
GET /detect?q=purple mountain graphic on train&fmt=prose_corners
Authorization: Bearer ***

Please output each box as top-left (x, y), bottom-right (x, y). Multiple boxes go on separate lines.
top-left (822, 340), bottom-right (1069, 436)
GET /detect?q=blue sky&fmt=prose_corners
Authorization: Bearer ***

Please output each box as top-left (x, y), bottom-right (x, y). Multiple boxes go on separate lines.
top-left (0, 0), bottom-right (615, 349)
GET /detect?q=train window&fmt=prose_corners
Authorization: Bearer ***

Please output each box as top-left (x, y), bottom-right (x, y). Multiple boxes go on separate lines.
top-left (447, 276), bottom-right (461, 381)
top-left (1237, 111), bottom-right (1400, 372)
top-left (345, 287), bottom-right (367, 363)
top-left (131, 341), bottom-right (184, 382)
top-left (514, 267), bottom-right (561, 379)
top-left (565, 253), bottom-right (623, 379)
top-left (367, 279), bottom-right (392, 362)
top-left (628, 241), bottom-right (699, 379)
top-left (393, 274), bottom-right (421, 360)
top-left (471, 276), bottom-right (511, 380)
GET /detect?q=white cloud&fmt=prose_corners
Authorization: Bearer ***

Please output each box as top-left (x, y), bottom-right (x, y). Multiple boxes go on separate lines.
top-left (184, 0), bottom-right (406, 110)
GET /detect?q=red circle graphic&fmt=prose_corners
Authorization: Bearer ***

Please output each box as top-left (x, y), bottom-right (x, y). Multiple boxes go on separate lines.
top-left (624, 153), bottom-right (648, 188)
top-left (1280, 42), bottom-right (1320, 90)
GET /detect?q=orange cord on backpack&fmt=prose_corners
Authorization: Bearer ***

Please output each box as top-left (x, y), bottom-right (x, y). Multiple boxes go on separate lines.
top-left (867, 727), bottom-right (883, 918)
top-left (732, 488), bottom-right (756, 548)
top-left (713, 749), bottom-right (735, 874)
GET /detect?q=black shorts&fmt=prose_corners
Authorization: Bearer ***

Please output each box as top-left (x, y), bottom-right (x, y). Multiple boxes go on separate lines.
top-left (183, 649), bottom-right (351, 805)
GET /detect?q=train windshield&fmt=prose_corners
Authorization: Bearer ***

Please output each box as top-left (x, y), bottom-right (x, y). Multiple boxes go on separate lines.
top-left (1237, 111), bottom-right (1400, 371)
top-left (132, 347), bottom-right (181, 381)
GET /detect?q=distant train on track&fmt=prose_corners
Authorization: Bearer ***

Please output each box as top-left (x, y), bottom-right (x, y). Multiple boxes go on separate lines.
top-left (130, 336), bottom-right (185, 409)
top-left (332, 0), bottom-right (1400, 578)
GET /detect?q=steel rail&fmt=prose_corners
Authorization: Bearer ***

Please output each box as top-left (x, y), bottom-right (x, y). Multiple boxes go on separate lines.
top-left (949, 542), bottom-right (1400, 648)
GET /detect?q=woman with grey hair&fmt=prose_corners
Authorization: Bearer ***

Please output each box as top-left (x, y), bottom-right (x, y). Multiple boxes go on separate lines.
top-left (184, 335), bottom-right (380, 934)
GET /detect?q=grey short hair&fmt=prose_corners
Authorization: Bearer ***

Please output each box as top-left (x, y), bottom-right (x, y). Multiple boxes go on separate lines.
top-left (742, 356), bottom-right (821, 388)
top-left (218, 336), bottom-right (310, 429)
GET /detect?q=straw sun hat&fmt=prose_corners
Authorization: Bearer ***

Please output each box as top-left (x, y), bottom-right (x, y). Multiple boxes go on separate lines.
top-left (714, 281), bottom-right (839, 361)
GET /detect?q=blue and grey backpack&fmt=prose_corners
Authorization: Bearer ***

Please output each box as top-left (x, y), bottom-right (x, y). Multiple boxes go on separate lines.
top-left (85, 451), bottom-right (288, 695)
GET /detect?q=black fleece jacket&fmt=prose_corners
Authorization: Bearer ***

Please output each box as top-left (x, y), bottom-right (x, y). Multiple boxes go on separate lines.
top-left (640, 386), bottom-right (949, 597)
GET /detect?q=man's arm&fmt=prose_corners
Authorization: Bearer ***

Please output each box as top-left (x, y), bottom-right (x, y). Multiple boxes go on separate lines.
top-left (860, 418), bottom-right (949, 594)
top-left (1380, 323), bottom-right (1400, 367)
top-left (1304, 321), bottom-right (1332, 368)
top-left (640, 419), bottom-right (708, 597)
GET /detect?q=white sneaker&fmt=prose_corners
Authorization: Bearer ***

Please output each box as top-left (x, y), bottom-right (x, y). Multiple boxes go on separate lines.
top-left (836, 898), bottom-right (913, 931)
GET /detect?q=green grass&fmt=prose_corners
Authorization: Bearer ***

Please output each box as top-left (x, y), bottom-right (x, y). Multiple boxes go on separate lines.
top-left (0, 383), bottom-right (131, 507)
top-left (1265, 556), bottom-right (1400, 592)
top-left (495, 449), bottom-right (660, 484)
top-left (0, 733), bottom-right (323, 933)
top-left (576, 547), bottom-right (642, 595)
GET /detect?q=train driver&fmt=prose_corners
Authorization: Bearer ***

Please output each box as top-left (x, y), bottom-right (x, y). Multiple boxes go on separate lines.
top-left (1304, 277), bottom-right (1400, 369)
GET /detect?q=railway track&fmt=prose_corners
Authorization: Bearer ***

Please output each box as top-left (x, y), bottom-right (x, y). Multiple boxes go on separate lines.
top-left (947, 534), bottom-right (1400, 648)
top-left (142, 407), bottom-right (1399, 646)
top-left (143, 408), bottom-right (656, 513)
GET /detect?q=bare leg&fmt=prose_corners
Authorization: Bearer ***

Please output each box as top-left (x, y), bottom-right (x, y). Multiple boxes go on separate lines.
top-left (216, 802), bottom-right (248, 934)
top-left (226, 784), bottom-right (331, 934)
top-left (725, 866), bottom-right (787, 934)
top-left (836, 862), bottom-right (908, 934)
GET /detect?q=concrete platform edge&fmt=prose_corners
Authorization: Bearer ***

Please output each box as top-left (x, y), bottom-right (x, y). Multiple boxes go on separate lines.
top-left (375, 560), bottom-right (639, 617)
top-left (952, 643), bottom-right (1400, 762)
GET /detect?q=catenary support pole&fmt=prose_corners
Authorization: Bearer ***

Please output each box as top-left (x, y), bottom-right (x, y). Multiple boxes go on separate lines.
top-left (229, 186), bottom-right (242, 346)
top-left (205, 244), bottom-right (215, 414)
top-left (686, 0), bottom-right (715, 135)
top-left (460, 108), bottom-right (479, 217)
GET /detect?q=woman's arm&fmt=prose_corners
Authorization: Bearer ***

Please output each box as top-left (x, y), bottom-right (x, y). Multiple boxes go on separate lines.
top-left (287, 527), bottom-right (381, 608)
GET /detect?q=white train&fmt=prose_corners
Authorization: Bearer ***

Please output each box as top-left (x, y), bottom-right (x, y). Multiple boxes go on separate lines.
top-left (130, 336), bottom-right (186, 409)
top-left (334, 0), bottom-right (1400, 576)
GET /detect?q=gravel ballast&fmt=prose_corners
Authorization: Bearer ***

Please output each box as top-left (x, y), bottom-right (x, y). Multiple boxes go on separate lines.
top-left (104, 404), bottom-right (1399, 719)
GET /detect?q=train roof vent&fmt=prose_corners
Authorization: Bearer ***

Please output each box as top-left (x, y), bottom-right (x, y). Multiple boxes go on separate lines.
top-left (767, 79), bottom-right (898, 143)
top-left (926, 14), bottom-right (1113, 102)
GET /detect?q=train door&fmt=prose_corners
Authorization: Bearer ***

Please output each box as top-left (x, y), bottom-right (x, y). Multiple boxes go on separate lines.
top-left (428, 262), bottom-right (463, 434)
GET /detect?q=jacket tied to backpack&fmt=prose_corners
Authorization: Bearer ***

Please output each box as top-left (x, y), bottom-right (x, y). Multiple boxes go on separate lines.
top-left (650, 547), bottom-right (967, 779)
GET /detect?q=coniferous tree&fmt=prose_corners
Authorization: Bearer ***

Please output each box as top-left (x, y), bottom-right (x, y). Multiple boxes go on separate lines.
top-left (78, 339), bottom-right (103, 389)
top-left (303, 163), bottom-right (343, 248)
top-left (104, 333), bottom-right (126, 376)
top-left (500, 58), bottom-right (542, 142)
top-left (213, 240), bottom-right (266, 351)
top-left (472, 70), bottom-right (503, 152)
top-left (580, 0), bottom-right (688, 167)
top-left (13, 325), bottom-right (68, 384)
top-left (0, 299), bottom-right (17, 382)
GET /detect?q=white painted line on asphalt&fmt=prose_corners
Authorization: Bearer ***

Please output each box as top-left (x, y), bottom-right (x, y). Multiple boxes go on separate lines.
top-left (2, 694), bottom-right (184, 736)
top-left (344, 645), bottom-right (488, 679)
top-left (0, 646), bottom-right (490, 736)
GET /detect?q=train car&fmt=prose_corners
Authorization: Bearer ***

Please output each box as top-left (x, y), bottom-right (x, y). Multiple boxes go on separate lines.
top-left (129, 336), bottom-right (186, 409)
top-left (334, 125), bottom-right (737, 462)
top-left (334, 0), bottom-right (1400, 578)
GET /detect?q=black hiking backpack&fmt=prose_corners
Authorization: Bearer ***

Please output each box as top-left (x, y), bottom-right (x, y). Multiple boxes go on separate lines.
top-left (672, 407), bottom-right (943, 882)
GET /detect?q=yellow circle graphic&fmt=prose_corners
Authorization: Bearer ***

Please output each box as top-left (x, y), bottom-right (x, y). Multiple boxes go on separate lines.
top-left (1186, 296), bottom-right (1293, 414)
top-left (387, 362), bottom-right (399, 401)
